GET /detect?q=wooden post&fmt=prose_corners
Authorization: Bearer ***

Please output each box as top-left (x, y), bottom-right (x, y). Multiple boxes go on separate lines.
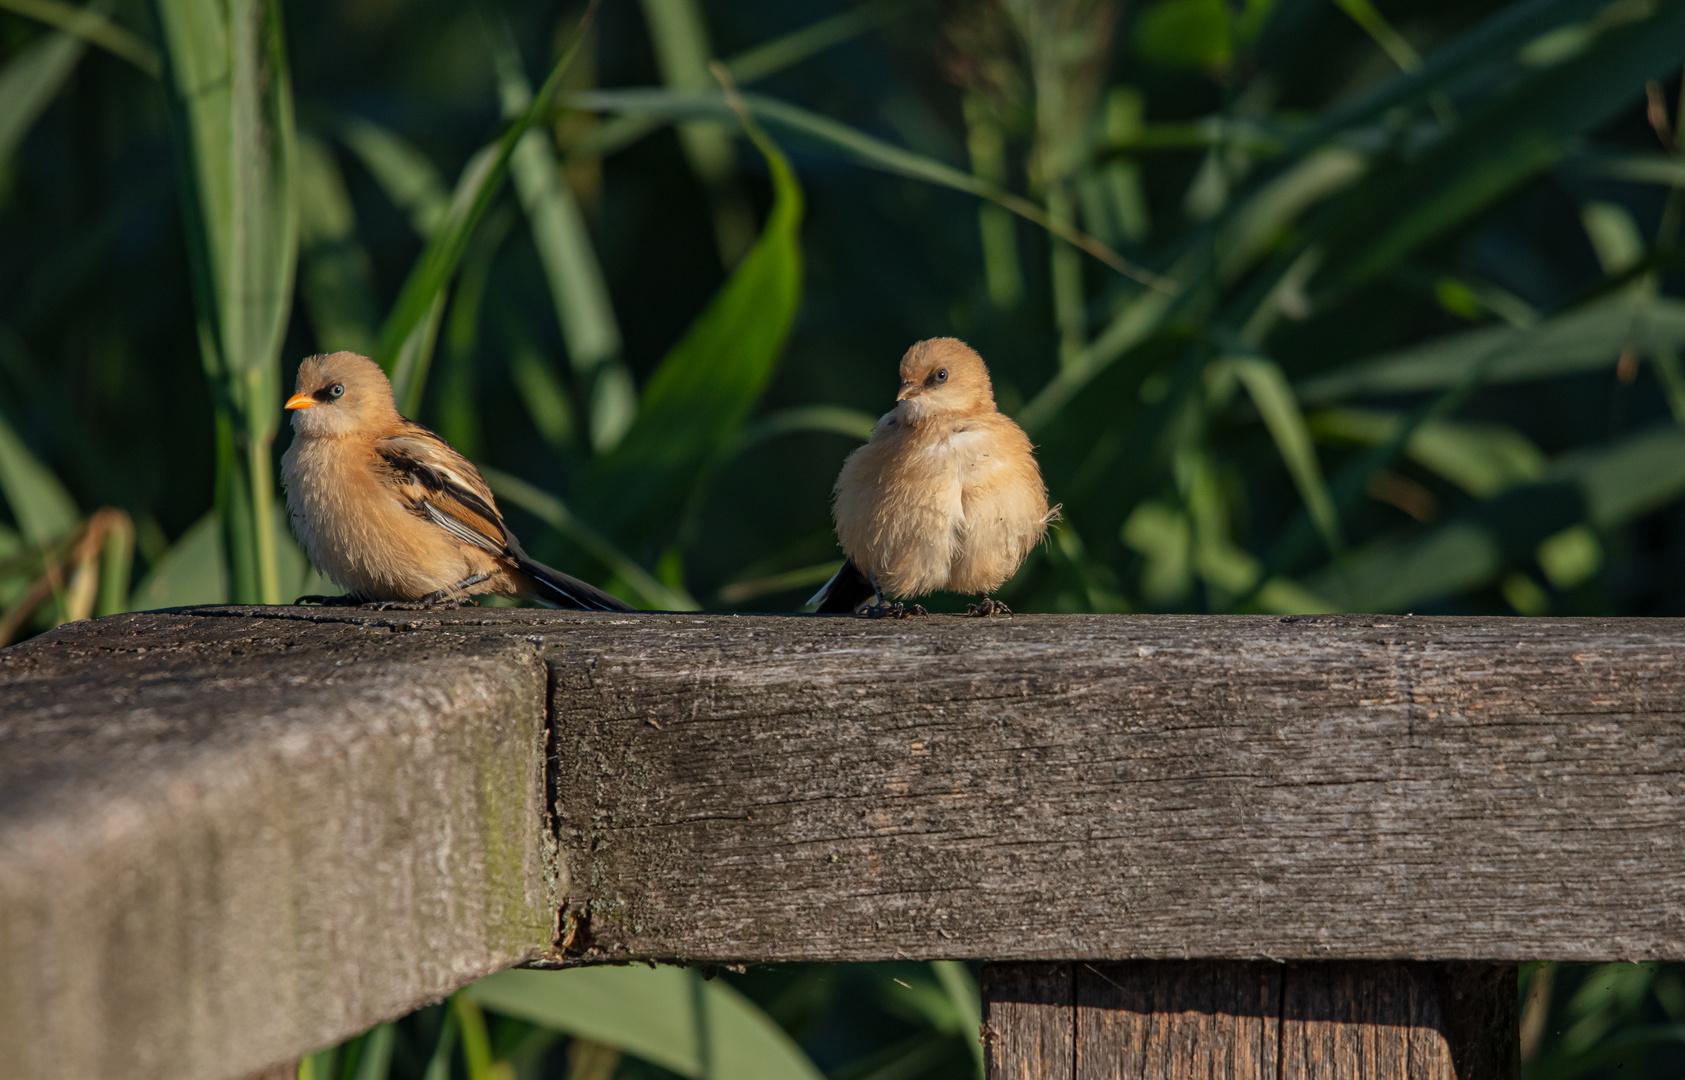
top-left (984, 962), bottom-right (1517, 1080)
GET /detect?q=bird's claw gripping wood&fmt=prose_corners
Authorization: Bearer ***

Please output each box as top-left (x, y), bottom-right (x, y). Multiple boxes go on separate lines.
top-left (294, 592), bottom-right (469, 610)
top-left (967, 597), bottom-right (1011, 617)
top-left (862, 601), bottom-right (926, 619)
top-left (411, 573), bottom-right (492, 609)
top-left (359, 598), bottom-right (468, 612)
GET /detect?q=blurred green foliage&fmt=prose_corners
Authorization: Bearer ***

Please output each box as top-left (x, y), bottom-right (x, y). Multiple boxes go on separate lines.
top-left (5, 0), bottom-right (1685, 1075)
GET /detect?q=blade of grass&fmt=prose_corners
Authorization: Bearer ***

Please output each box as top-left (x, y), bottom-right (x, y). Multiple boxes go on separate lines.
top-left (93, 507), bottom-right (133, 616)
top-left (1580, 150), bottom-right (1685, 187)
top-left (565, 87), bottom-right (1172, 292)
top-left (1290, 0), bottom-right (1610, 156)
top-left (0, 28), bottom-right (82, 164)
top-left (576, 71), bottom-right (804, 551)
top-left (1093, 116), bottom-right (1288, 159)
top-left (376, 1), bottom-right (599, 406)
top-left (638, 0), bottom-right (754, 265)
top-left (1298, 292), bottom-right (1685, 401)
top-left (388, 141), bottom-right (497, 414)
top-left (1314, 0), bottom-right (1685, 298)
top-left (300, 1049), bottom-right (335, 1080)
top-left (736, 405), bottom-right (877, 445)
top-left (1016, 256), bottom-right (1194, 431)
top-left (297, 132), bottom-right (379, 354)
top-left (0, 0), bottom-right (158, 75)
top-left (423, 1008), bottom-right (459, 1080)
top-left (1330, 0), bottom-right (1423, 73)
top-left (965, 95), bottom-right (1024, 307)
top-left (1310, 407), bottom-right (1546, 496)
top-left (468, 967), bottom-right (825, 1080)
top-left (128, 511), bottom-right (226, 608)
top-left (0, 409), bottom-right (78, 544)
top-left (1247, 314), bottom-right (1558, 603)
top-left (730, 0), bottom-right (895, 82)
top-left (486, 14), bottom-right (632, 453)
top-left (481, 466), bottom-right (695, 610)
top-left (931, 962), bottom-right (983, 1079)
top-left (1226, 355), bottom-right (1343, 554)
top-left (452, 993), bottom-right (497, 1080)
top-left (570, 0), bottom-right (901, 163)
top-left (1218, 147), bottom-right (1366, 282)
top-left (1016, 0), bottom-right (1637, 437)
top-left (672, 405), bottom-right (876, 560)
top-left (717, 560), bottom-right (840, 605)
top-left (1305, 423), bottom-right (1685, 612)
top-left (432, 207), bottom-right (515, 458)
top-left (338, 116), bottom-right (450, 235)
top-left (351, 1024), bottom-right (394, 1080)
top-left (155, 0), bottom-right (298, 604)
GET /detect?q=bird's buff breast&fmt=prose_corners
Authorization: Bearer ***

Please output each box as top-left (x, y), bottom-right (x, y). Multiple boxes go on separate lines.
top-left (834, 426), bottom-right (967, 597)
top-left (835, 418), bottom-right (1048, 598)
top-left (282, 436), bottom-right (477, 600)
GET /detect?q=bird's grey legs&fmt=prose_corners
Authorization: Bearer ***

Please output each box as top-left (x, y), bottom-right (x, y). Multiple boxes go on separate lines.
top-left (414, 572), bottom-right (492, 607)
top-left (967, 596), bottom-right (1011, 617)
top-left (860, 574), bottom-right (927, 619)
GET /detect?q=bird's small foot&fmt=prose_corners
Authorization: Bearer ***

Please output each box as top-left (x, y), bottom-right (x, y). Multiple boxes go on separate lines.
top-left (966, 597), bottom-right (1012, 617)
top-left (357, 597), bottom-right (466, 611)
top-left (400, 574), bottom-right (490, 610)
top-left (862, 601), bottom-right (921, 619)
top-left (295, 594), bottom-right (358, 607)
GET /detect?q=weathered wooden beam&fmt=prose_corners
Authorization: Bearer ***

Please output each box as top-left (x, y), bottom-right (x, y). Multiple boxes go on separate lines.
top-left (0, 610), bottom-right (558, 1080)
top-left (541, 609), bottom-right (1685, 965)
top-left (985, 961), bottom-right (1518, 1079)
top-left (3, 607), bottom-right (1680, 1079)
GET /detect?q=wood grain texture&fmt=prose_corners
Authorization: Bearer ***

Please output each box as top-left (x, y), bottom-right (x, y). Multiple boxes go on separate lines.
top-left (984, 964), bottom-right (1073, 1080)
top-left (1031, 962), bottom-right (1515, 1080)
top-left (0, 608), bottom-right (558, 1080)
top-left (1076, 962), bottom-right (1279, 1080)
top-left (1429, 965), bottom-right (1520, 1080)
top-left (1279, 964), bottom-right (1452, 1079)
top-left (541, 611), bottom-right (1685, 963)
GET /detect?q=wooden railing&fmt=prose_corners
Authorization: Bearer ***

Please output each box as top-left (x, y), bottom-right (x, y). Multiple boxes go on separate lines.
top-left (6, 607), bottom-right (1682, 1079)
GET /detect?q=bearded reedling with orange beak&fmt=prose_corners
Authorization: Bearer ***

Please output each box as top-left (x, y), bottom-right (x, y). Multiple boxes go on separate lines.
top-left (280, 352), bottom-right (632, 611)
top-left (812, 338), bottom-right (1056, 617)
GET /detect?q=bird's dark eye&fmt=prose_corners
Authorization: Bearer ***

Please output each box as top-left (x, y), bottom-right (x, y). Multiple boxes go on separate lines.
top-left (328, 384), bottom-right (345, 399)
top-left (935, 369), bottom-right (948, 383)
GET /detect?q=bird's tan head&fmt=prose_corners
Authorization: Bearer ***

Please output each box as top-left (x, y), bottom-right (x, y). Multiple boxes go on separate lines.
top-left (895, 338), bottom-right (994, 422)
top-left (285, 352), bottom-right (400, 437)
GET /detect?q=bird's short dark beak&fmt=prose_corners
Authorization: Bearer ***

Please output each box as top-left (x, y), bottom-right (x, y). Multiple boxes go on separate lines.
top-left (284, 392), bottom-right (316, 410)
top-left (896, 380), bottom-right (918, 401)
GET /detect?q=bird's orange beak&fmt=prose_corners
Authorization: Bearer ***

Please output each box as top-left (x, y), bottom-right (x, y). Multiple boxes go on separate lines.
top-left (284, 392), bottom-right (316, 411)
top-left (896, 380), bottom-right (918, 401)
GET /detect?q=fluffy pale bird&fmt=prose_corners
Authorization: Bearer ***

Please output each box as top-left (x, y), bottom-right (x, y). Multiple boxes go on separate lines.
top-left (812, 338), bottom-right (1055, 617)
top-left (281, 352), bottom-right (631, 611)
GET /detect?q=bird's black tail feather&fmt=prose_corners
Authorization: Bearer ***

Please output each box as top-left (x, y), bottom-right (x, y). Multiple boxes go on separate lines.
top-left (512, 552), bottom-right (635, 612)
top-left (809, 558), bottom-right (876, 614)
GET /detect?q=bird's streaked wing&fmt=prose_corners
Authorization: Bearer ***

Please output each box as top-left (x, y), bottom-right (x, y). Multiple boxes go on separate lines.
top-left (375, 424), bottom-right (510, 556)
